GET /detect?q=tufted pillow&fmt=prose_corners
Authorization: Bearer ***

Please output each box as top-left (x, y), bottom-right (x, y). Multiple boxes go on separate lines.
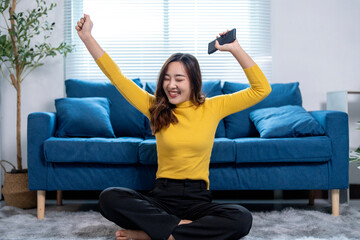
top-left (144, 80), bottom-right (226, 138)
top-left (55, 97), bottom-right (116, 138)
top-left (222, 82), bottom-right (302, 138)
top-left (249, 105), bottom-right (325, 138)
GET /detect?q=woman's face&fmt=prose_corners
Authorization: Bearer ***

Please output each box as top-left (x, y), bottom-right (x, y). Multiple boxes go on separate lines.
top-left (163, 61), bottom-right (192, 105)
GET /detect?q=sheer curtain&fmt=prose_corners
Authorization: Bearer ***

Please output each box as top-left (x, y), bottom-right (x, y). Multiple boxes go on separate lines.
top-left (64, 0), bottom-right (271, 84)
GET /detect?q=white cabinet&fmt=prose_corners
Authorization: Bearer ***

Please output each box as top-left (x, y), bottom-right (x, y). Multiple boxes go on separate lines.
top-left (327, 90), bottom-right (360, 185)
top-left (327, 91), bottom-right (360, 203)
top-left (327, 91), bottom-right (360, 152)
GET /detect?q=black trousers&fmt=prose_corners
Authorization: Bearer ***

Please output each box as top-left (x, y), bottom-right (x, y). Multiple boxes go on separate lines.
top-left (98, 178), bottom-right (252, 240)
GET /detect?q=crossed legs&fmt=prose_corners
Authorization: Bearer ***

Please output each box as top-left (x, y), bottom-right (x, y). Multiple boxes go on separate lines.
top-left (98, 186), bottom-right (252, 240)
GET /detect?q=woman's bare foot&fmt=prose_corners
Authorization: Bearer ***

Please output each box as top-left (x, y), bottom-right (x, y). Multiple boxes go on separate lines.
top-left (115, 229), bottom-right (151, 240)
top-left (178, 219), bottom-right (193, 225)
top-left (166, 220), bottom-right (193, 239)
top-left (115, 220), bottom-right (192, 240)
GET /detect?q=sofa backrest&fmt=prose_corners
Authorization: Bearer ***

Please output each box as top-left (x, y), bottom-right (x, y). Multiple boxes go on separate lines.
top-left (222, 82), bottom-right (302, 138)
top-left (64, 79), bottom-right (302, 139)
top-left (65, 79), bottom-right (146, 138)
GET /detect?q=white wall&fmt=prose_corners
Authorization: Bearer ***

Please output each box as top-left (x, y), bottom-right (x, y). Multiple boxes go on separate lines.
top-left (272, 0), bottom-right (360, 149)
top-left (0, 1), bottom-right (65, 171)
top-left (0, 0), bottom-right (359, 174)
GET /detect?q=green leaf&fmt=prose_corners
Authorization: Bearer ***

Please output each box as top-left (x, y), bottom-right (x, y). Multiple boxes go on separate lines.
top-left (356, 147), bottom-right (360, 154)
top-left (0, 0), bottom-right (74, 82)
top-left (0, 35), bottom-right (6, 45)
top-left (0, 1), bottom-right (11, 13)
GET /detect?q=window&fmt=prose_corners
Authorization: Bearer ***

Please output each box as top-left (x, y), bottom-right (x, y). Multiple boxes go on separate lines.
top-left (64, 0), bottom-right (271, 83)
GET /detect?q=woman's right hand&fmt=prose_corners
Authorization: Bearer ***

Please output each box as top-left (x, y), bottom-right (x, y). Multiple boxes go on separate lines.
top-left (74, 13), bottom-right (104, 60)
top-left (215, 29), bottom-right (240, 53)
top-left (75, 14), bottom-right (93, 41)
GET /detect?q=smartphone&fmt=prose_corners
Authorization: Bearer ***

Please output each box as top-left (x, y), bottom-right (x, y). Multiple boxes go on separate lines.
top-left (208, 28), bottom-right (236, 54)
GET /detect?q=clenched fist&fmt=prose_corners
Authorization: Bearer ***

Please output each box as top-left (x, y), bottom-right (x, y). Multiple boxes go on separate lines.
top-left (75, 14), bottom-right (93, 41)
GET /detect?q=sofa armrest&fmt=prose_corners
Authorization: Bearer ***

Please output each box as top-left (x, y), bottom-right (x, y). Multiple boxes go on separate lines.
top-left (27, 112), bottom-right (56, 190)
top-left (309, 110), bottom-right (349, 189)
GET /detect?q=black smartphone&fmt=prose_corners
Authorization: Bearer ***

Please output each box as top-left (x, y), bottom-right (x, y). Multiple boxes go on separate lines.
top-left (208, 28), bottom-right (236, 54)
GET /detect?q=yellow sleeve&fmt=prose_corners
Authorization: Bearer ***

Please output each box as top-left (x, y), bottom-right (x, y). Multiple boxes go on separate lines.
top-left (208, 64), bottom-right (272, 120)
top-left (95, 52), bottom-right (155, 119)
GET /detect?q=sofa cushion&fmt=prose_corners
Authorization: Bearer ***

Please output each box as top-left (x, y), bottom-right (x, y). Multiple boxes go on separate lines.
top-left (233, 136), bottom-right (331, 163)
top-left (138, 139), bottom-right (157, 164)
top-left (144, 80), bottom-right (226, 138)
top-left (250, 105), bottom-right (325, 138)
top-left (65, 79), bottom-right (146, 138)
top-left (210, 138), bottom-right (236, 163)
top-left (44, 137), bottom-right (143, 164)
top-left (55, 97), bottom-right (116, 138)
top-left (223, 82), bottom-right (302, 138)
top-left (138, 137), bottom-right (236, 165)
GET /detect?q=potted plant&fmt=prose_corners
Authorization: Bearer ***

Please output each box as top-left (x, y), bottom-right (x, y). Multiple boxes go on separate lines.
top-left (0, 0), bottom-right (73, 208)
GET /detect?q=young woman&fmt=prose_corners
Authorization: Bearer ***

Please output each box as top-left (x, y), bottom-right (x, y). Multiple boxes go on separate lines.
top-left (76, 14), bottom-right (271, 240)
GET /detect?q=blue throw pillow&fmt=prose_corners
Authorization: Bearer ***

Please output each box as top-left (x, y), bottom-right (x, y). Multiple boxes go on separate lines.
top-left (222, 82), bottom-right (302, 138)
top-left (65, 79), bottom-right (146, 138)
top-left (144, 81), bottom-right (156, 95)
top-left (249, 105), bottom-right (325, 138)
top-left (55, 97), bottom-right (116, 138)
top-left (144, 80), bottom-right (226, 138)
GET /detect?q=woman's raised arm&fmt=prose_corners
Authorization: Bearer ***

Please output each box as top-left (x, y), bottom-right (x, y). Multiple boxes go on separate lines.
top-left (214, 30), bottom-right (256, 69)
top-left (75, 14), bottom-right (155, 119)
top-left (209, 30), bottom-right (271, 119)
top-left (75, 14), bottom-right (104, 61)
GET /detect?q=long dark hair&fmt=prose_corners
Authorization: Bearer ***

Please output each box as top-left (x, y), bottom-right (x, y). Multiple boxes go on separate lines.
top-left (149, 53), bottom-right (206, 134)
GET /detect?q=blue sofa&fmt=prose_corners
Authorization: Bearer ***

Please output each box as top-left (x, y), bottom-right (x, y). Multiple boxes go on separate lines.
top-left (28, 79), bottom-right (349, 219)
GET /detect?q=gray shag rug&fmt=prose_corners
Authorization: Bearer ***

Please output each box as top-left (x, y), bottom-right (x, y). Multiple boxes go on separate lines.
top-left (0, 204), bottom-right (360, 240)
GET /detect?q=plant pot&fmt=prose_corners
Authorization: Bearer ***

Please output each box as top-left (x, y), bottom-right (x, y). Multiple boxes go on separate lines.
top-left (1, 160), bottom-right (37, 209)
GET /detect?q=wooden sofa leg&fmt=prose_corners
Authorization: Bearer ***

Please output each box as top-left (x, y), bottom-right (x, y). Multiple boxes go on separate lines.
top-left (37, 190), bottom-right (46, 220)
top-left (331, 189), bottom-right (340, 216)
top-left (308, 190), bottom-right (315, 206)
top-left (57, 190), bottom-right (63, 206)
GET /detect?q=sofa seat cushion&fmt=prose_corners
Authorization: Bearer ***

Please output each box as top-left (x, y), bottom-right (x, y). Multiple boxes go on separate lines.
top-left (234, 136), bottom-right (332, 163)
top-left (138, 138), bottom-right (236, 165)
top-left (44, 137), bottom-right (143, 164)
top-left (210, 138), bottom-right (236, 163)
top-left (138, 139), bottom-right (157, 165)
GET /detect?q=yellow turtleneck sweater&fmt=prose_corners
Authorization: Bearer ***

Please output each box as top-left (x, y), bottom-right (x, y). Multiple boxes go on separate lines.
top-left (95, 52), bottom-right (271, 189)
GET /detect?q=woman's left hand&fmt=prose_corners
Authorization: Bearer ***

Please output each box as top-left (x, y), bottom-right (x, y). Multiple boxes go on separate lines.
top-left (214, 29), bottom-right (241, 53)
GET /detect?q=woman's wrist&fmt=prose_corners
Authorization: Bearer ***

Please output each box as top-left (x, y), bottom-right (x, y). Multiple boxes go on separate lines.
top-left (80, 33), bottom-right (94, 43)
top-left (230, 43), bottom-right (256, 69)
top-left (229, 42), bottom-right (243, 55)
top-left (80, 34), bottom-right (105, 60)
